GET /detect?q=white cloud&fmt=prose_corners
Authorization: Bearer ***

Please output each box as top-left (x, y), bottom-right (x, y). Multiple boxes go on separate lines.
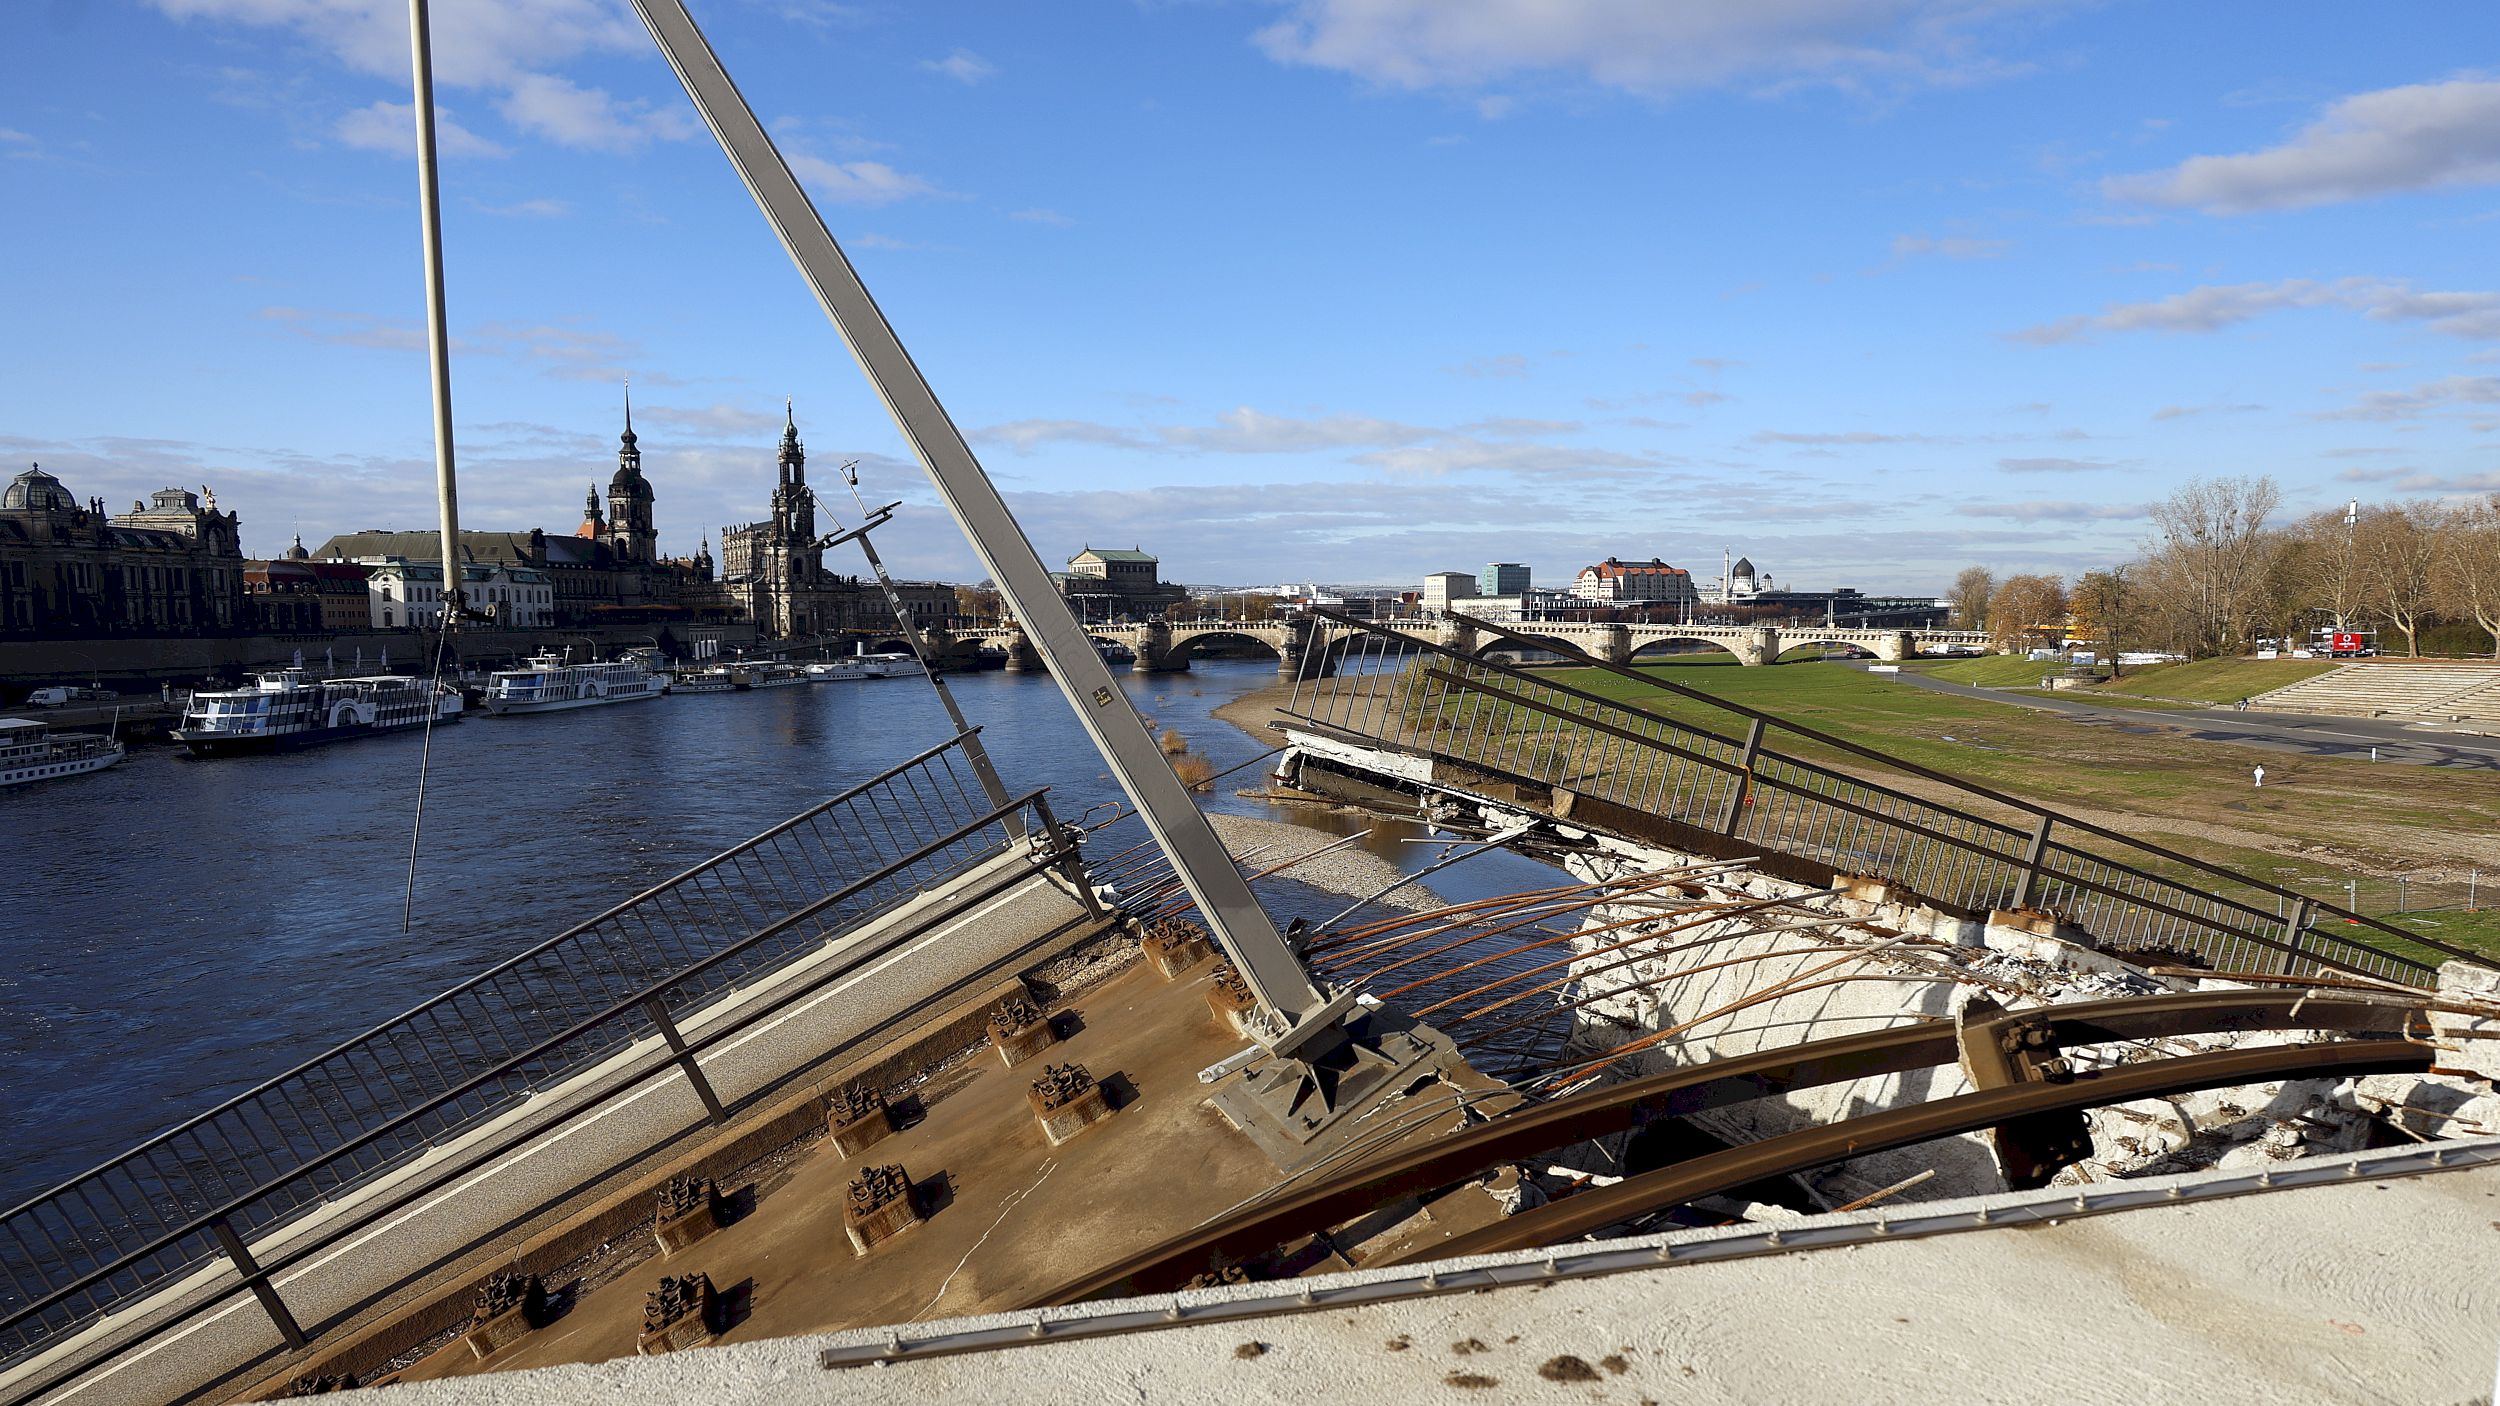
top-left (970, 405), bottom-right (1650, 479)
top-left (474, 197), bottom-right (572, 219)
top-left (2322, 375), bottom-right (2500, 422)
top-left (1953, 500), bottom-right (2146, 523)
top-left (787, 153), bottom-right (950, 206)
top-left (2014, 277), bottom-right (2500, 345)
top-left (1446, 353), bottom-right (1530, 379)
top-left (1753, 429), bottom-right (1946, 445)
top-left (636, 402), bottom-right (788, 438)
top-left (1351, 438), bottom-right (1660, 478)
top-left (1891, 232), bottom-right (2009, 260)
top-left (2108, 76), bottom-right (2500, 213)
top-left (151, 0), bottom-right (642, 89)
top-left (2150, 403), bottom-right (2263, 421)
top-left (976, 419), bottom-right (1153, 451)
top-left (496, 72), bottom-right (692, 153)
top-left (334, 100), bottom-right (509, 159)
top-left (1252, 0), bottom-right (2057, 96)
top-left (1159, 407), bottom-right (1431, 454)
top-left (921, 49), bottom-right (997, 85)
top-left (1997, 457), bottom-right (2123, 473)
top-left (260, 306), bottom-right (428, 351)
top-left (152, 0), bottom-right (691, 156)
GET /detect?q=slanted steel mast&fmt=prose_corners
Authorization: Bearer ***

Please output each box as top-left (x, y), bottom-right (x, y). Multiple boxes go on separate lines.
top-left (406, 0), bottom-right (465, 618)
top-left (623, 0), bottom-right (1339, 1053)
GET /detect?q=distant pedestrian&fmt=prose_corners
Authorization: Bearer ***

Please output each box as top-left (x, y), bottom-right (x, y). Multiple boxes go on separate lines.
top-left (2253, 765), bottom-right (2266, 789)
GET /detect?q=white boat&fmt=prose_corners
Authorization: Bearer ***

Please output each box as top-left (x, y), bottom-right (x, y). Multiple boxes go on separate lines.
top-left (859, 652), bottom-right (925, 678)
top-left (671, 667), bottom-right (738, 694)
top-left (805, 658), bottom-right (877, 682)
top-left (172, 671), bottom-right (462, 755)
top-left (0, 717), bottom-right (123, 787)
top-left (732, 661), bottom-right (810, 689)
top-left (482, 653), bottom-right (667, 715)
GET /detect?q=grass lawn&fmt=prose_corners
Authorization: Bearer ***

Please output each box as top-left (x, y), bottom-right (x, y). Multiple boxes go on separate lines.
top-left (1511, 659), bottom-right (2500, 956)
top-left (1908, 655), bottom-right (2069, 688)
top-left (2096, 656), bottom-right (2341, 704)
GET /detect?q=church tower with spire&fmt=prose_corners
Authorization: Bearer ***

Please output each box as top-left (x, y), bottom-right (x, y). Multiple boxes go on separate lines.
top-left (605, 383), bottom-right (656, 566)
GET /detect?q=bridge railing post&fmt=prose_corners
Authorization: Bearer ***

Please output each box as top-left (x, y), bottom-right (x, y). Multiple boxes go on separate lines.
top-left (1718, 718), bottom-right (1765, 834)
top-left (2009, 813), bottom-right (2053, 910)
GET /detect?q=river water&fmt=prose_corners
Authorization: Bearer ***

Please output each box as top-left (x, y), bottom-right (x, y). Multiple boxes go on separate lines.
top-left (0, 658), bottom-right (1564, 1209)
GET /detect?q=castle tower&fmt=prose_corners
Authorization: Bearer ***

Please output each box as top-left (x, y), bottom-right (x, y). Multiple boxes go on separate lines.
top-left (605, 382), bottom-right (656, 566)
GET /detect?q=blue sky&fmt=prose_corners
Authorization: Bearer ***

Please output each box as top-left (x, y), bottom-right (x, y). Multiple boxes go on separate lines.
top-left (4, 1), bottom-right (2497, 592)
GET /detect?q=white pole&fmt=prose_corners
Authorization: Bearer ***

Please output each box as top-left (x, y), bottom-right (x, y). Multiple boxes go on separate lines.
top-left (408, 0), bottom-right (464, 621)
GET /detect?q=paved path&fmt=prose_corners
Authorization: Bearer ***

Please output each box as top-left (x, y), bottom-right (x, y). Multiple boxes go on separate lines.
top-left (1868, 667), bottom-right (2500, 771)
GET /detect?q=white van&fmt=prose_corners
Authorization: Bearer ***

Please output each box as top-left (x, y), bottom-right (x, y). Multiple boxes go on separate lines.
top-left (25, 686), bottom-right (109, 707)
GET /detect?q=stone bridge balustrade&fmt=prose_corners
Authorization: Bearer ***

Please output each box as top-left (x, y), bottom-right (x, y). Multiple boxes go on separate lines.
top-left (955, 619), bottom-right (1990, 672)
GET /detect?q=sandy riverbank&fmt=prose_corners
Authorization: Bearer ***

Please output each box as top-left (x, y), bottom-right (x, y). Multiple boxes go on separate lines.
top-left (1205, 812), bottom-right (1444, 912)
top-left (1208, 676), bottom-right (1304, 749)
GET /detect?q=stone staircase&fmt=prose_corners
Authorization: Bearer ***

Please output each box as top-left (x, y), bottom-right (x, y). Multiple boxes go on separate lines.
top-left (2250, 661), bottom-right (2500, 720)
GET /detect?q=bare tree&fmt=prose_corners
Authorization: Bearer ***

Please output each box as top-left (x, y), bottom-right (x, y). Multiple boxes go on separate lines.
top-left (1987, 573), bottom-right (2068, 650)
top-left (1948, 566), bottom-right (1995, 631)
top-left (2070, 567), bottom-right (2137, 673)
top-left (2434, 495), bottom-right (2500, 658)
top-left (2354, 501), bottom-right (2441, 656)
top-left (2295, 500), bottom-right (2369, 631)
top-left (2145, 475), bottom-right (2282, 657)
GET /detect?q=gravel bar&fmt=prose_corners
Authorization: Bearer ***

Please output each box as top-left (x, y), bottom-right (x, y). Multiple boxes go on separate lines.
top-left (1207, 813), bottom-right (1446, 913)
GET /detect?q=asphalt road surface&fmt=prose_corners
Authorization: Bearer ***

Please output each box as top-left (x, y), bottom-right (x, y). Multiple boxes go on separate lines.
top-left (1867, 666), bottom-right (2500, 772)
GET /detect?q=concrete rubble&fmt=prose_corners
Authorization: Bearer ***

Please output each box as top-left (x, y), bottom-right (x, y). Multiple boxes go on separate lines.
top-left (1421, 795), bottom-right (2500, 1212)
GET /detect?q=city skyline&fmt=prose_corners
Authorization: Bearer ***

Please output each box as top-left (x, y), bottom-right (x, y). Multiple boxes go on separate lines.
top-left (5, 3), bottom-right (2497, 591)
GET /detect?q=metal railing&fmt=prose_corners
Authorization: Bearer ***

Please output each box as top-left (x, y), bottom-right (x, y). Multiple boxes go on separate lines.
top-left (1282, 611), bottom-right (2484, 986)
top-left (0, 730), bottom-right (1056, 1371)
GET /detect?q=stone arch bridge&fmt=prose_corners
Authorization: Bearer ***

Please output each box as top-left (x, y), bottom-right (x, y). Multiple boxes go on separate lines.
top-left (946, 619), bottom-right (1994, 676)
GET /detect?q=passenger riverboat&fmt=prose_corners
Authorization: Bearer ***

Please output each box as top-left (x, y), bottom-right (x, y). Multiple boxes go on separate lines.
top-left (0, 717), bottom-right (124, 787)
top-left (732, 661), bottom-right (809, 689)
top-left (172, 671), bottom-right (462, 755)
top-left (670, 667), bottom-right (737, 694)
top-left (482, 653), bottom-right (667, 715)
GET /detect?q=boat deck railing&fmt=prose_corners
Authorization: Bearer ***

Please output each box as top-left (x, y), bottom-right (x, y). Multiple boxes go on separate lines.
top-left (1283, 609), bottom-right (2481, 988)
top-left (0, 729), bottom-right (1068, 1373)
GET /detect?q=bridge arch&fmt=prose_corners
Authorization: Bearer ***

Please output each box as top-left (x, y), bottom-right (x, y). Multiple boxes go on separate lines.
top-left (1160, 628), bottom-right (1282, 667)
top-left (1625, 636), bottom-right (1743, 665)
top-left (1777, 637), bottom-right (1876, 660)
top-left (1470, 634), bottom-right (1581, 664)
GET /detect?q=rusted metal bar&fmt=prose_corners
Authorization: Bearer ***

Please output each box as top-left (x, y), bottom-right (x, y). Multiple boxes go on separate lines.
top-left (1031, 988), bottom-right (2424, 1305)
top-left (641, 996), bottom-right (728, 1126)
top-left (1400, 1037), bottom-right (2428, 1261)
top-left (210, 1215), bottom-right (306, 1351)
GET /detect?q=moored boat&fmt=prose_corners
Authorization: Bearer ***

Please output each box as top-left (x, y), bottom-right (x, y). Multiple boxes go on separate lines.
top-left (670, 667), bottom-right (738, 694)
top-left (482, 653), bottom-right (667, 715)
top-left (172, 671), bottom-right (462, 756)
top-left (732, 661), bottom-right (809, 689)
top-left (0, 717), bottom-right (123, 787)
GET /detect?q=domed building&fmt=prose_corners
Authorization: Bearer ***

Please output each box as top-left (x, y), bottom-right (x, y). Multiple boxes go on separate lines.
top-left (0, 465), bottom-right (247, 637)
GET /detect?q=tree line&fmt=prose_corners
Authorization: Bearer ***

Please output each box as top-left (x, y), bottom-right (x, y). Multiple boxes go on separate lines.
top-left (1947, 477), bottom-right (2500, 660)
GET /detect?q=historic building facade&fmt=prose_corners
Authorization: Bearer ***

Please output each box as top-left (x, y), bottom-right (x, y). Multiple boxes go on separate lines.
top-left (716, 406), bottom-right (825, 637)
top-left (0, 467), bottom-right (248, 638)
top-left (316, 397), bottom-right (717, 627)
top-left (1056, 547), bottom-right (1186, 620)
